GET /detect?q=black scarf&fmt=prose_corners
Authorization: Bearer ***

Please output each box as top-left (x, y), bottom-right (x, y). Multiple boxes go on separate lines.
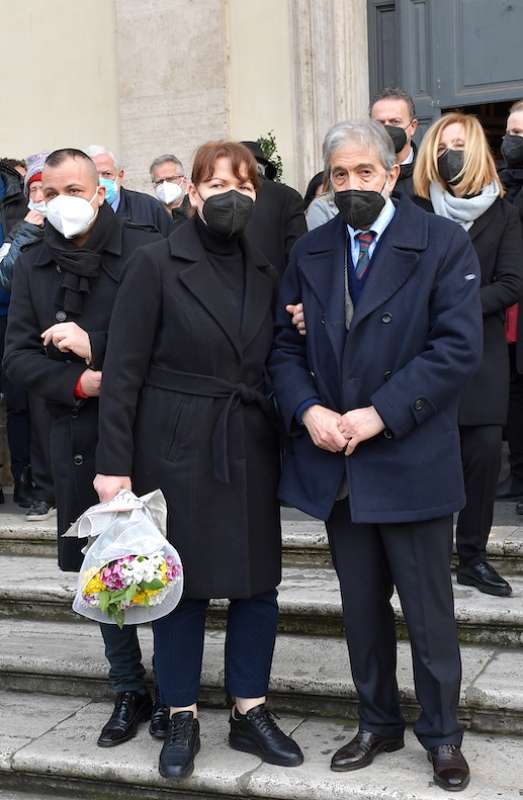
top-left (44, 201), bottom-right (115, 315)
top-left (500, 167), bottom-right (523, 204)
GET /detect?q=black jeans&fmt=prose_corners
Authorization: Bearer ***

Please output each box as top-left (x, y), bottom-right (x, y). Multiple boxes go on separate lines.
top-left (506, 343), bottom-right (523, 481)
top-left (456, 424), bottom-right (502, 566)
top-left (99, 623), bottom-right (148, 694)
top-left (153, 590), bottom-right (279, 707)
top-left (0, 314), bottom-right (30, 483)
top-left (326, 500), bottom-right (463, 750)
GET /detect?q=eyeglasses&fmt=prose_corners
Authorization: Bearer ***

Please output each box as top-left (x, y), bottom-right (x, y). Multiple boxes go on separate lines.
top-left (152, 175), bottom-right (185, 187)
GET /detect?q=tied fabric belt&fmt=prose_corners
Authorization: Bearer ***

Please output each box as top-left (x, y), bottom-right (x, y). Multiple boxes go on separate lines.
top-left (145, 366), bottom-right (273, 484)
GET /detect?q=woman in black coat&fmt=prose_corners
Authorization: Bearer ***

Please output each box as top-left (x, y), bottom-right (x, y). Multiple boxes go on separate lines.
top-left (413, 112), bottom-right (523, 598)
top-left (94, 141), bottom-right (303, 780)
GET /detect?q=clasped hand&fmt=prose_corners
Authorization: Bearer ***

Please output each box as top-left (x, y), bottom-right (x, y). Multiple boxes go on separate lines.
top-left (41, 321), bottom-right (91, 361)
top-left (303, 404), bottom-right (385, 455)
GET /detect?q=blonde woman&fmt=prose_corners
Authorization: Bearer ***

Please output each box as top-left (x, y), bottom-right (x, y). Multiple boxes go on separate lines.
top-left (414, 112), bottom-right (523, 597)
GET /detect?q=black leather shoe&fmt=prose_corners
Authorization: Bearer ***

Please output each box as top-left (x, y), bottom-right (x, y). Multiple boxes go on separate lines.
top-left (457, 561), bottom-right (512, 597)
top-left (331, 730), bottom-right (404, 771)
top-left (496, 475), bottom-right (523, 500)
top-left (13, 466), bottom-right (33, 509)
top-left (229, 704), bottom-right (304, 767)
top-left (149, 688), bottom-right (169, 739)
top-left (428, 744), bottom-right (470, 791)
top-left (159, 711), bottom-right (200, 779)
top-left (97, 691), bottom-right (152, 747)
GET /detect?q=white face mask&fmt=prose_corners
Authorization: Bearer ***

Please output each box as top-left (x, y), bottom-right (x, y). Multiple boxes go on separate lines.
top-left (45, 189), bottom-right (99, 239)
top-left (28, 199), bottom-right (48, 215)
top-left (155, 181), bottom-right (184, 206)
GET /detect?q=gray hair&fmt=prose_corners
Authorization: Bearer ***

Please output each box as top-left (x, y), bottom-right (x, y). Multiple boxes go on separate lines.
top-left (85, 144), bottom-right (120, 170)
top-left (149, 153), bottom-right (184, 177)
top-left (322, 120), bottom-right (396, 174)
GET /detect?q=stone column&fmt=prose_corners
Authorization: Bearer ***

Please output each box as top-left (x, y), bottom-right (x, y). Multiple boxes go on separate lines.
top-left (288, 0), bottom-right (370, 192)
top-left (114, 0), bottom-right (229, 193)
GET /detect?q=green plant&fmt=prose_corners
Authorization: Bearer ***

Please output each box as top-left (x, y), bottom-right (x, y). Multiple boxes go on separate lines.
top-left (257, 130), bottom-right (283, 182)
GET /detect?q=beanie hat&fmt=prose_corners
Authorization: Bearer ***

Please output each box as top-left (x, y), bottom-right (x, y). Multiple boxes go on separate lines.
top-left (24, 152), bottom-right (50, 194)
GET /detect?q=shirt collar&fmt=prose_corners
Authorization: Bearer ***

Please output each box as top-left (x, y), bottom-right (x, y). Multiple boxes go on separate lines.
top-left (347, 196), bottom-right (396, 242)
top-left (111, 192), bottom-right (121, 213)
top-left (400, 147), bottom-right (414, 166)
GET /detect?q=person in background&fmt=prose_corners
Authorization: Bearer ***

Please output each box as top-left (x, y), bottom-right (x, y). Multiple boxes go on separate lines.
top-left (413, 112), bottom-right (523, 598)
top-left (0, 158), bottom-right (31, 506)
top-left (0, 158), bottom-right (27, 179)
top-left (85, 145), bottom-right (174, 237)
top-left (305, 167), bottom-right (339, 231)
top-left (94, 140), bottom-right (304, 781)
top-left (149, 154), bottom-right (191, 227)
top-left (370, 87), bottom-right (418, 197)
top-left (303, 172), bottom-right (325, 211)
top-left (3, 148), bottom-right (168, 747)
top-left (495, 99), bottom-right (523, 505)
top-left (0, 152), bottom-right (56, 520)
top-left (242, 140), bottom-right (307, 275)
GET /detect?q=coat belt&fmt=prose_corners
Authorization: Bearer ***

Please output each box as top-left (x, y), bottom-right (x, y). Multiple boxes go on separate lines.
top-left (145, 365), bottom-right (273, 484)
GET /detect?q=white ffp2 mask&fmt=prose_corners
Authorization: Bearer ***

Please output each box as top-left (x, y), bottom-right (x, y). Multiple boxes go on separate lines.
top-left (45, 190), bottom-right (99, 239)
top-left (155, 181), bottom-right (183, 206)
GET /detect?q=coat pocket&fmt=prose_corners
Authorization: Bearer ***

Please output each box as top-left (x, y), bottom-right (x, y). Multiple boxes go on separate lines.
top-left (164, 397), bottom-right (194, 463)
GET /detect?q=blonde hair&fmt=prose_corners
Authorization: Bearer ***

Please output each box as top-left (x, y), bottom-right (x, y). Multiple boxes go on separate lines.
top-left (413, 112), bottom-right (503, 199)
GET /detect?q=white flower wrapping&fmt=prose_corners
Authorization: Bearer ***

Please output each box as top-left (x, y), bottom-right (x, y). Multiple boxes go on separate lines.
top-left (65, 489), bottom-right (183, 626)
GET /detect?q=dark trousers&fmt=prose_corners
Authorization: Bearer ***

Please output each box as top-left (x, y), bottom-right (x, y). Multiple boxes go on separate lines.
top-left (28, 394), bottom-right (55, 503)
top-left (0, 315), bottom-right (30, 483)
top-left (507, 343), bottom-right (523, 481)
top-left (99, 622), bottom-right (148, 694)
top-left (153, 590), bottom-right (279, 707)
top-left (326, 501), bottom-right (463, 749)
top-left (456, 424), bottom-right (502, 566)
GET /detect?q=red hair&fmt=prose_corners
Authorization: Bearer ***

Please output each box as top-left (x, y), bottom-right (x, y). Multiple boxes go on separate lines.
top-left (191, 141), bottom-right (261, 191)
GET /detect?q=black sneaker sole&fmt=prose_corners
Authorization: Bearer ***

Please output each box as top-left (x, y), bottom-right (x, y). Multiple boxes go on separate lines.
top-left (330, 739), bottom-right (404, 772)
top-left (229, 734), bottom-right (304, 767)
top-left (456, 574), bottom-right (512, 597)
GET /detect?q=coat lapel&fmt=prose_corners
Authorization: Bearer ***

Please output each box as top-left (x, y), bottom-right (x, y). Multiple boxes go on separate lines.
top-left (349, 197), bottom-right (427, 331)
top-left (468, 200), bottom-right (497, 243)
top-left (300, 214), bottom-right (347, 370)
top-left (173, 220), bottom-right (243, 359)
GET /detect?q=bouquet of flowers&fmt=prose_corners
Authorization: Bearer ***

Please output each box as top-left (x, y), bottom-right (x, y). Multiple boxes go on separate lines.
top-left (66, 489), bottom-right (183, 626)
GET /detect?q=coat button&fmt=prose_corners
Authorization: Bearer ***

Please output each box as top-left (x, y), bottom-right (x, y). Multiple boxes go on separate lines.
top-left (73, 454), bottom-right (83, 466)
top-left (55, 310), bottom-right (67, 322)
top-left (320, 318), bottom-right (326, 326)
top-left (383, 370), bottom-right (392, 381)
top-left (383, 429), bottom-right (393, 439)
top-left (381, 312), bottom-right (392, 324)
top-left (414, 398), bottom-right (425, 411)
top-left (71, 408), bottom-right (79, 419)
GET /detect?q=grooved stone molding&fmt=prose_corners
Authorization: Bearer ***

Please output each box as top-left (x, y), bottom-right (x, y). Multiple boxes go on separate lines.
top-left (289, 0), bottom-right (370, 191)
top-left (114, 0), bottom-right (229, 193)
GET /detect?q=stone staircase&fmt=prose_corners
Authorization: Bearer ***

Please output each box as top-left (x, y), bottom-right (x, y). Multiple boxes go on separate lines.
top-left (0, 506), bottom-right (521, 799)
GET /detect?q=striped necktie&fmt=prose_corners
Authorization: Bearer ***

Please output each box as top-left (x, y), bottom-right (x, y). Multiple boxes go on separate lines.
top-left (355, 231), bottom-right (376, 279)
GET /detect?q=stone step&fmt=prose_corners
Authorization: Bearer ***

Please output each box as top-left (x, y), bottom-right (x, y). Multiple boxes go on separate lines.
top-left (1, 618), bottom-right (521, 735)
top-left (1, 510), bottom-right (523, 574)
top-left (0, 554), bottom-right (521, 646)
top-left (0, 690), bottom-right (521, 800)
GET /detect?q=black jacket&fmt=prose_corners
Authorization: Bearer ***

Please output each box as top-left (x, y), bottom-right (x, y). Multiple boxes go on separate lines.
top-left (500, 168), bottom-right (523, 372)
top-left (116, 186), bottom-right (174, 237)
top-left (96, 218), bottom-right (282, 599)
top-left (245, 178), bottom-right (306, 275)
top-left (416, 196), bottom-right (523, 425)
top-left (3, 214), bottom-right (162, 571)
top-left (392, 142), bottom-right (417, 199)
top-left (0, 164), bottom-right (26, 238)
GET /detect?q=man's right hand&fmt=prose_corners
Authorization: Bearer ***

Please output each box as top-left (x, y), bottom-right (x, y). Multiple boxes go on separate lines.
top-left (24, 210), bottom-right (45, 226)
top-left (79, 369), bottom-right (102, 397)
top-left (302, 404), bottom-right (348, 452)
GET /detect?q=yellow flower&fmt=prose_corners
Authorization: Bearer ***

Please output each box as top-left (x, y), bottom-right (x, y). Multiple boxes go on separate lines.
top-left (131, 588), bottom-right (162, 605)
top-left (160, 562), bottom-right (168, 585)
top-left (83, 572), bottom-right (105, 596)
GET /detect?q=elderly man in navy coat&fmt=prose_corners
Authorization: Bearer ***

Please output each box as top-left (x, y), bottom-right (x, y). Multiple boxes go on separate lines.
top-left (270, 120), bottom-right (483, 793)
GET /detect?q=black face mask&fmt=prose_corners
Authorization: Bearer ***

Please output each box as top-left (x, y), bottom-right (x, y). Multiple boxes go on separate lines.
top-left (384, 125), bottom-right (408, 154)
top-left (501, 134), bottom-right (523, 168)
top-left (437, 149), bottom-right (465, 186)
top-left (334, 187), bottom-right (386, 230)
top-left (201, 190), bottom-right (254, 238)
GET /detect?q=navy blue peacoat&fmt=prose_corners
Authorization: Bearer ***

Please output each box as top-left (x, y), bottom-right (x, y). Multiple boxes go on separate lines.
top-left (269, 196), bottom-right (484, 523)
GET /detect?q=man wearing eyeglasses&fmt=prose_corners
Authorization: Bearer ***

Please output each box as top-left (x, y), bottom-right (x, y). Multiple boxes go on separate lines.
top-left (85, 145), bottom-right (173, 237)
top-left (149, 154), bottom-right (191, 227)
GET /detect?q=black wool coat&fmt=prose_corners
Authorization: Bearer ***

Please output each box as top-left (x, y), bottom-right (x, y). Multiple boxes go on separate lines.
top-left (500, 170), bottom-right (523, 372)
top-left (245, 178), bottom-right (307, 275)
top-left (96, 218), bottom-right (282, 599)
top-left (416, 196), bottom-right (523, 424)
top-left (117, 186), bottom-right (174, 237)
top-left (3, 214), bottom-right (161, 571)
